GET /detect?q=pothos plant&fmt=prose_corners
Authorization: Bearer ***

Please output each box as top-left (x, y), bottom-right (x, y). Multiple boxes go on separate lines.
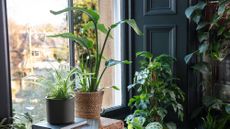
top-left (125, 51), bottom-right (185, 129)
top-left (49, 7), bottom-right (143, 92)
top-left (184, 0), bottom-right (230, 95)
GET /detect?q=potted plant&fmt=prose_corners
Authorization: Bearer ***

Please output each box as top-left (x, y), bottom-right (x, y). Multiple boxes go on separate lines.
top-left (49, 7), bottom-right (143, 119)
top-left (125, 51), bottom-right (185, 129)
top-left (185, 0), bottom-right (230, 97)
top-left (39, 68), bottom-right (77, 124)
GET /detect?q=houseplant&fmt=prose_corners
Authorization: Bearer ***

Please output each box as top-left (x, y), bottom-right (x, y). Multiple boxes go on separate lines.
top-left (0, 112), bottom-right (32, 129)
top-left (49, 7), bottom-right (143, 118)
top-left (125, 51), bottom-right (185, 129)
top-left (185, 1), bottom-right (230, 128)
top-left (184, 0), bottom-right (230, 96)
top-left (39, 68), bottom-right (77, 124)
top-left (191, 96), bottom-right (230, 129)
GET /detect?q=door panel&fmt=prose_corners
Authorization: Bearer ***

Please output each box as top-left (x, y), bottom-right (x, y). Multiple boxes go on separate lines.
top-left (144, 0), bottom-right (176, 15)
top-left (144, 25), bottom-right (176, 57)
top-left (130, 0), bottom-right (190, 126)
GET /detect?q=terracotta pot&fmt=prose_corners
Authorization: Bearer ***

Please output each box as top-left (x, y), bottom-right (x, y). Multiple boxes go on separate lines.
top-left (46, 97), bottom-right (75, 125)
top-left (75, 91), bottom-right (104, 119)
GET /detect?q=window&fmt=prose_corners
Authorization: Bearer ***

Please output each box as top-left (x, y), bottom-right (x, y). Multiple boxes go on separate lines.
top-left (7, 0), bottom-right (69, 122)
top-left (32, 51), bottom-right (40, 57)
top-left (4, 0), bottom-right (126, 123)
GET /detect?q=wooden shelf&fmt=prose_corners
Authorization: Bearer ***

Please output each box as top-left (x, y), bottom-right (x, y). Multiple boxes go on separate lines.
top-left (32, 117), bottom-right (124, 129)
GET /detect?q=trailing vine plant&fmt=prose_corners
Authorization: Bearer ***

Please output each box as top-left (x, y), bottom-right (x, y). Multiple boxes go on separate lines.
top-left (185, 0), bottom-right (230, 96)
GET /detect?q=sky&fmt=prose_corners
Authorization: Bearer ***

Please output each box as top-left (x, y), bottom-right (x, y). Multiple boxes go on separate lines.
top-left (6, 0), bottom-right (68, 25)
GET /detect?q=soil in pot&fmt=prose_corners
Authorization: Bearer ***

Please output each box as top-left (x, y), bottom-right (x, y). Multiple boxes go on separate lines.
top-left (75, 91), bottom-right (104, 119)
top-left (46, 97), bottom-right (75, 125)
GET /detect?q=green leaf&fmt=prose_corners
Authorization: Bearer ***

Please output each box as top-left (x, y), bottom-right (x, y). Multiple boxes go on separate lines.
top-left (136, 51), bottom-right (153, 59)
top-left (218, 3), bottom-right (226, 15)
top-left (83, 21), bottom-right (112, 37)
top-left (128, 84), bottom-right (137, 91)
top-left (50, 7), bottom-right (99, 23)
top-left (48, 33), bottom-right (93, 49)
top-left (157, 107), bottom-right (167, 120)
top-left (198, 32), bottom-right (208, 43)
top-left (192, 12), bottom-right (202, 24)
top-left (184, 51), bottom-right (198, 64)
top-left (145, 122), bottom-right (163, 129)
top-left (105, 59), bottom-right (131, 68)
top-left (166, 122), bottom-right (177, 129)
top-left (218, 26), bottom-right (225, 36)
top-left (198, 43), bottom-right (209, 54)
top-left (192, 62), bottom-right (210, 75)
top-left (112, 86), bottom-right (120, 90)
top-left (185, 6), bottom-right (196, 18)
top-left (111, 19), bottom-right (143, 36)
top-left (185, 1), bottom-right (206, 18)
top-left (196, 22), bottom-right (209, 30)
top-left (203, 96), bottom-right (223, 110)
top-left (225, 104), bottom-right (230, 114)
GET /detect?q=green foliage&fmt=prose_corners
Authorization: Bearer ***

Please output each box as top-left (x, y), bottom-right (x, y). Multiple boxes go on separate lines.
top-left (0, 112), bottom-right (32, 129)
top-left (125, 116), bottom-right (163, 129)
top-left (49, 7), bottom-right (143, 92)
top-left (185, 1), bottom-right (230, 63)
top-left (126, 51), bottom-right (185, 129)
top-left (191, 96), bottom-right (230, 129)
top-left (39, 68), bottom-right (77, 100)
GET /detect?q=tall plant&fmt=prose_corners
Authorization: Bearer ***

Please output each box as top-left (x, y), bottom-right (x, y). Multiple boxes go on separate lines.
top-left (49, 7), bottom-right (143, 92)
top-left (126, 51), bottom-right (185, 129)
top-left (72, 0), bottom-right (97, 68)
top-left (184, 0), bottom-right (230, 95)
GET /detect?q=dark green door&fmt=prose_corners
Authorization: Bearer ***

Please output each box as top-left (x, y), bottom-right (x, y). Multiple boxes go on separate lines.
top-left (129, 0), bottom-right (193, 127)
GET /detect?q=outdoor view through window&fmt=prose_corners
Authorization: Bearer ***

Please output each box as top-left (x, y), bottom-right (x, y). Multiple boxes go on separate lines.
top-left (7, 0), bottom-right (122, 123)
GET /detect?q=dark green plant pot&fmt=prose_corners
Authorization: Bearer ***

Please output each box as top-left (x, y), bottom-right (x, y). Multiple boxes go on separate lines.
top-left (46, 97), bottom-right (75, 125)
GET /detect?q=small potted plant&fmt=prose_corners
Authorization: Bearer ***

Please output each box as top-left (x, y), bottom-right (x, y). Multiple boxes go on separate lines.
top-left (40, 68), bottom-right (77, 124)
top-left (49, 7), bottom-right (143, 119)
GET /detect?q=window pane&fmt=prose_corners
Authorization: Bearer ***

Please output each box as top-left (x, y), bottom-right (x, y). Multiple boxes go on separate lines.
top-left (6, 0), bottom-right (69, 123)
top-left (73, 0), bottom-right (122, 108)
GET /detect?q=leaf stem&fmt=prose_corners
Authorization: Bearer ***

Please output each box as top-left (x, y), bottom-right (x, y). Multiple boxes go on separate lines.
top-left (96, 67), bottom-right (107, 88)
top-left (94, 29), bottom-right (111, 90)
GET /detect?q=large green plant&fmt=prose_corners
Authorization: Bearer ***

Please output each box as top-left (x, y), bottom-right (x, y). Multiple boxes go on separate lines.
top-left (49, 7), bottom-right (143, 92)
top-left (184, 0), bottom-right (230, 95)
top-left (125, 51), bottom-right (185, 129)
top-left (185, 0), bottom-right (230, 63)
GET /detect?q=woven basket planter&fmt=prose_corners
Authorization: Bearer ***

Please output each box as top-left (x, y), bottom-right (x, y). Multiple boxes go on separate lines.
top-left (75, 91), bottom-right (104, 119)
